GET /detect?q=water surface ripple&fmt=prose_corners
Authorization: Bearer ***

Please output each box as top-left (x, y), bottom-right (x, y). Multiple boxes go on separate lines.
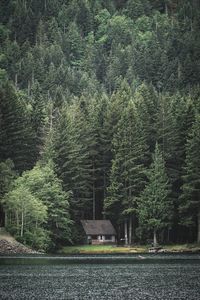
top-left (0, 254), bottom-right (200, 299)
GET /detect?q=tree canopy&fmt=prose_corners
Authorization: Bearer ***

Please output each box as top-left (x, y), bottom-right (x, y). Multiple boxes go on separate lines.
top-left (0, 0), bottom-right (200, 248)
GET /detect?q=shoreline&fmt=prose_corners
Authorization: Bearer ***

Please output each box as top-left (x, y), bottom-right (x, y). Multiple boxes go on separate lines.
top-left (58, 244), bottom-right (200, 255)
top-left (1, 228), bottom-right (200, 255)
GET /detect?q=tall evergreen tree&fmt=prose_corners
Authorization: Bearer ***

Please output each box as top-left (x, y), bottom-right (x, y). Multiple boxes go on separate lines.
top-left (0, 159), bottom-right (17, 227)
top-left (138, 143), bottom-right (172, 246)
top-left (179, 114), bottom-right (200, 243)
top-left (30, 81), bottom-right (46, 158)
top-left (0, 82), bottom-right (36, 172)
top-left (105, 100), bottom-right (149, 244)
top-left (53, 105), bottom-right (93, 222)
top-left (134, 83), bottom-right (158, 155)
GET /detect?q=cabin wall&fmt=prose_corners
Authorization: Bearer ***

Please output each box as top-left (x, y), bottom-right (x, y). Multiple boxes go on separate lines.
top-left (87, 235), bottom-right (116, 245)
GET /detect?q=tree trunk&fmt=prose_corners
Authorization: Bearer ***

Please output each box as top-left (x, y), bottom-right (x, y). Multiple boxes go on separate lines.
top-left (16, 211), bottom-right (19, 233)
top-left (178, 60), bottom-right (181, 80)
top-left (5, 211), bottom-right (7, 227)
top-left (28, 80), bottom-right (31, 97)
top-left (15, 73), bottom-right (18, 89)
top-left (129, 216), bottom-right (132, 245)
top-left (197, 208), bottom-right (200, 243)
top-left (21, 211), bottom-right (24, 237)
top-left (167, 226), bottom-right (171, 243)
top-left (92, 162), bottom-right (95, 220)
top-left (124, 219), bottom-right (128, 245)
top-left (49, 102), bottom-right (53, 131)
top-left (165, 3), bottom-right (168, 15)
top-left (103, 163), bottom-right (106, 201)
top-left (153, 229), bottom-right (157, 247)
top-left (92, 184), bottom-right (95, 220)
top-left (32, 71), bottom-right (34, 85)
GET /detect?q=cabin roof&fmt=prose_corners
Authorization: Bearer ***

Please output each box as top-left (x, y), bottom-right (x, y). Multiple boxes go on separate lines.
top-left (81, 220), bottom-right (116, 235)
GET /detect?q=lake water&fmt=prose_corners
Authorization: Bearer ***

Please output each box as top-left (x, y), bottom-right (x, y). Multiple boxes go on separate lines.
top-left (0, 254), bottom-right (200, 299)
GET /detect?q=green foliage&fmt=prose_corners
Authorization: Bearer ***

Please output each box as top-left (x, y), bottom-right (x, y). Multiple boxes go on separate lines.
top-left (179, 114), bottom-right (200, 241)
top-left (0, 82), bottom-right (36, 172)
top-left (125, 0), bottom-right (151, 20)
top-left (53, 98), bottom-right (105, 221)
top-left (138, 143), bottom-right (172, 237)
top-left (0, 159), bottom-right (17, 198)
top-left (2, 162), bottom-right (72, 250)
top-left (105, 99), bottom-right (149, 225)
top-left (3, 185), bottom-right (48, 249)
top-left (18, 163), bottom-right (72, 247)
top-left (134, 83), bottom-right (158, 154)
top-left (0, 0), bottom-right (200, 247)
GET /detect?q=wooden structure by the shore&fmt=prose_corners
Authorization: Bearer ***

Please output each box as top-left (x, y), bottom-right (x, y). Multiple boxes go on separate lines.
top-left (81, 220), bottom-right (116, 245)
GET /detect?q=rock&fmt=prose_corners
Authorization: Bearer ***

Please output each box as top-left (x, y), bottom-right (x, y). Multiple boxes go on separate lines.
top-left (148, 246), bottom-right (163, 253)
top-left (0, 227), bottom-right (41, 254)
top-left (157, 248), bottom-right (168, 253)
top-left (0, 239), bottom-right (39, 254)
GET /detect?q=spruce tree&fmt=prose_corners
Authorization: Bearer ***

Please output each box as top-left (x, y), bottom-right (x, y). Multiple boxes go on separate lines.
top-left (105, 100), bottom-right (149, 244)
top-left (0, 82), bottom-right (36, 173)
top-left (133, 83), bottom-right (158, 155)
top-left (53, 104), bottom-right (93, 221)
top-left (30, 81), bottom-right (46, 159)
top-left (180, 114), bottom-right (200, 243)
top-left (138, 143), bottom-right (172, 246)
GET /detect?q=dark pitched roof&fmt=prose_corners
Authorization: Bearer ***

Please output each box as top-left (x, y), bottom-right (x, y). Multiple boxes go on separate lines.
top-left (81, 220), bottom-right (116, 235)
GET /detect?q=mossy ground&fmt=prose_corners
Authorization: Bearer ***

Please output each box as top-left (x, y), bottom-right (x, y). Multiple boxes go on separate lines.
top-left (59, 245), bottom-right (147, 254)
top-left (59, 244), bottom-right (200, 254)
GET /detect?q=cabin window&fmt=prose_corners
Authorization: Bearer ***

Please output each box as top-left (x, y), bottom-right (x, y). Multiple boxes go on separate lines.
top-left (105, 235), bottom-right (112, 240)
top-left (91, 235), bottom-right (98, 239)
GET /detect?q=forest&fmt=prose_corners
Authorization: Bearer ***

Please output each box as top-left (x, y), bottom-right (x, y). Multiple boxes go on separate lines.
top-left (0, 0), bottom-right (200, 251)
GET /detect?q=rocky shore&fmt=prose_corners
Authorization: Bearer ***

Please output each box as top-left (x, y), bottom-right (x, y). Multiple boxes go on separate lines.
top-left (0, 239), bottom-right (39, 254)
top-left (0, 228), bottom-right (38, 254)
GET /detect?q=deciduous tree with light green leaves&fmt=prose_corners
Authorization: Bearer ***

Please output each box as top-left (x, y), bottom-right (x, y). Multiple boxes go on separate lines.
top-left (3, 185), bottom-right (48, 249)
top-left (2, 162), bottom-right (72, 250)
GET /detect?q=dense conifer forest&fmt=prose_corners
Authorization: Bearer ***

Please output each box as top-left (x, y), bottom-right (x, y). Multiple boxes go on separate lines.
top-left (0, 0), bottom-right (200, 250)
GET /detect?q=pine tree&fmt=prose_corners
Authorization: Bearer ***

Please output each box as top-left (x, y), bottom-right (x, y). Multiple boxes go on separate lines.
top-left (105, 100), bottom-right (149, 244)
top-left (125, 0), bottom-right (151, 20)
top-left (138, 143), bottom-right (172, 246)
top-left (0, 159), bottom-right (17, 227)
top-left (53, 105), bottom-right (92, 221)
top-left (30, 81), bottom-right (46, 159)
top-left (133, 83), bottom-right (158, 155)
top-left (64, 22), bottom-right (84, 67)
top-left (0, 159), bottom-right (17, 198)
top-left (101, 81), bottom-right (132, 206)
top-left (0, 82), bottom-right (36, 173)
top-left (85, 96), bottom-right (106, 220)
top-left (179, 114), bottom-right (200, 243)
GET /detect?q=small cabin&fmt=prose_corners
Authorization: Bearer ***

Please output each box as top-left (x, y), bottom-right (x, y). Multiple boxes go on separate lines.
top-left (81, 220), bottom-right (116, 245)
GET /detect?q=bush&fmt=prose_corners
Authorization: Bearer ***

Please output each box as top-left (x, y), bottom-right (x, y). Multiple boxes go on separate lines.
top-left (22, 228), bottom-right (50, 251)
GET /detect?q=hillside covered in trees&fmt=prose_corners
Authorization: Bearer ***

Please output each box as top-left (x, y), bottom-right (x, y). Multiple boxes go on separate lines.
top-left (0, 0), bottom-right (200, 251)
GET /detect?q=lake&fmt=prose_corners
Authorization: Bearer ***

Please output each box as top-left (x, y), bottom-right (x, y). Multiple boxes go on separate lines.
top-left (0, 254), bottom-right (200, 299)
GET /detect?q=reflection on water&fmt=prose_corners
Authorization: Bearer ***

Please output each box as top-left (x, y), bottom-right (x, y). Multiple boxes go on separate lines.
top-left (0, 254), bottom-right (200, 299)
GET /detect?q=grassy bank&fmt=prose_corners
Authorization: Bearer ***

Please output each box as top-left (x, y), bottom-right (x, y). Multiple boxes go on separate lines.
top-left (59, 244), bottom-right (200, 255)
top-left (59, 245), bottom-right (147, 254)
top-left (163, 244), bottom-right (200, 253)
